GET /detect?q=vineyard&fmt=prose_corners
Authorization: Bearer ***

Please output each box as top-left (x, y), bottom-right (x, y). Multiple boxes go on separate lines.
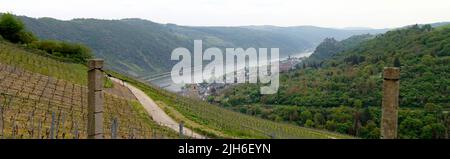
top-left (109, 71), bottom-right (354, 139)
top-left (0, 41), bottom-right (88, 85)
top-left (0, 63), bottom-right (180, 139)
top-left (0, 42), bottom-right (179, 139)
top-left (0, 39), bottom-right (352, 139)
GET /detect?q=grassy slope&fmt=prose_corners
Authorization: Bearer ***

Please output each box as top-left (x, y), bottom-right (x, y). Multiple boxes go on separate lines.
top-left (108, 71), bottom-right (354, 139)
top-left (0, 41), bottom-right (179, 138)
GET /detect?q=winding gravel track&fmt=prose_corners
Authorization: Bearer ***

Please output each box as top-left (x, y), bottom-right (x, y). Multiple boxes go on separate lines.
top-left (109, 77), bottom-right (205, 139)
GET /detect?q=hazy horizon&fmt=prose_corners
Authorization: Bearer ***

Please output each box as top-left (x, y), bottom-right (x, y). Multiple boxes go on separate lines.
top-left (8, 13), bottom-right (450, 30)
top-left (1, 0), bottom-right (450, 29)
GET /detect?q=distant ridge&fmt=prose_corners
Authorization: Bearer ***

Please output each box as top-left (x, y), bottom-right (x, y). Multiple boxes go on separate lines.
top-left (16, 15), bottom-right (392, 77)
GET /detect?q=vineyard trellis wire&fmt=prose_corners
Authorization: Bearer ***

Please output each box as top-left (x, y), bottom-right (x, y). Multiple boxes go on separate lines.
top-left (0, 62), bottom-right (176, 139)
top-left (0, 42), bottom-right (88, 85)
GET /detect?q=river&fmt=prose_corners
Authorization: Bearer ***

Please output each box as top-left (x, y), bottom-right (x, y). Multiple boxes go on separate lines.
top-left (149, 51), bottom-right (313, 92)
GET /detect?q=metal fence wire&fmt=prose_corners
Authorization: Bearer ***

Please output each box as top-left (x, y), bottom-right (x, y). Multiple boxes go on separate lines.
top-left (0, 62), bottom-right (173, 139)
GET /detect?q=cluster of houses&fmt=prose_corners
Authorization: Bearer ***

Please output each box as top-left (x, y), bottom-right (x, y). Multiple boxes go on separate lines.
top-left (180, 56), bottom-right (305, 100)
top-left (279, 56), bottom-right (304, 72)
top-left (181, 82), bottom-right (227, 100)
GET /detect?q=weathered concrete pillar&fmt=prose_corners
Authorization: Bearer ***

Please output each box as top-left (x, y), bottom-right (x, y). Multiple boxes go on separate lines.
top-left (381, 67), bottom-right (400, 139)
top-left (87, 59), bottom-right (104, 139)
top-left (179, 121), bottom-right (184, 138)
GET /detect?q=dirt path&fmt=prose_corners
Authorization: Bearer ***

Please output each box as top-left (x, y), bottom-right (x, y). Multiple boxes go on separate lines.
top-left (109, 77), bottom-right (205, 139)
top-left (104, 80), bottom-right (137, 100)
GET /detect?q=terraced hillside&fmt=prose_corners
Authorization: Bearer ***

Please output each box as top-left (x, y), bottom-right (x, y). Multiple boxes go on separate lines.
top-left (0, 41), bottom-right (178, 139)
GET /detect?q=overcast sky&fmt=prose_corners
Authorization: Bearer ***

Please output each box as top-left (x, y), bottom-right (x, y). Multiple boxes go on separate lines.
top-left (1, 0), bottom-right (449, 29)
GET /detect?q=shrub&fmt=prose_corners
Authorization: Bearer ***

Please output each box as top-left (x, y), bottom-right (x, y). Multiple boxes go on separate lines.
top-left (17, 31), bottom-right (36, 44)
top-left (30, 40), bottom-right (93, 63)
top-left (0, 13), bottom-right (36, 44)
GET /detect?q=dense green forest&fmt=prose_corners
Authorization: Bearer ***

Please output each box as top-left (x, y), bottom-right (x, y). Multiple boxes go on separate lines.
top-left (215, 25), bottom-right (450, 139)
top-left (306, 34), bottom-right (374, 63)
top-left (15, 15), bottom-right (387, 77)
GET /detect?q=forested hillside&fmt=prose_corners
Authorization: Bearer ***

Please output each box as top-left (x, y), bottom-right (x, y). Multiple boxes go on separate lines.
top-left (216, 25), bottom-right (450, 139)
top-left (306, 34), bottom-right (374, 63)
top-left (16, 15), bottom-right (386, 77)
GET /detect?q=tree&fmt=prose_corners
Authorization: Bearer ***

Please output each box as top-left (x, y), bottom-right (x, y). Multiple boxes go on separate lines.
top-left (421, 54), bottom-right (434, 65)
top-left (420, 123), bottom-right (446, 139)
top-left (313, 113), bottom-right (325, 126)
top-left (399, 117), bottom-right (423, 139)
top-left (353, 100), bottom-right (363, 109)
top-left (206, 96), bottom-right (214, 103)
top-left (299, 110), bottom-right (312, 124)
top-left (336, 122), bottom-right (352, 134)
top-left (325, 120), bottom-right (337, 131)
top-left (359, 120), bottom-right (380, 139)
top-left (393, 57), bottom-right (401, 67)
top-left (29, 40), bottom-right (93, 63)
top-left (0, 13), bottom-right (36, 44)
top-left (424, 103), bottom-right (442, 113)
top-left (0, 13), bottom-right (23, 39)
top-left (422, 24), bottom-right (432, 32)
top-left (352, 100), bottom-right (363, 135)
top-left (305, 119), bottom-right (314, 128)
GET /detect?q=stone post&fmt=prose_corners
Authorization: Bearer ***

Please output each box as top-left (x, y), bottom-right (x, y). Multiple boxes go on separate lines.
top-left (381, 67), bottom-right (400, 139)
top-left (88, 59), bottom-right (104, 139)
top-left (179, 121), bottom-right (184, 138)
